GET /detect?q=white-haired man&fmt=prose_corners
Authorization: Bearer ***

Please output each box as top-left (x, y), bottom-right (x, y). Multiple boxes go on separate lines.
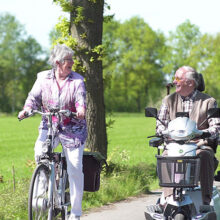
top-left (157, 66), bottom-right (220, 206)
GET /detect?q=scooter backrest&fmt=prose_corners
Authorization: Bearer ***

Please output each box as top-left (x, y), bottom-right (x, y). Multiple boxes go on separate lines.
top-left (197, 73), bottom-right (205, 92)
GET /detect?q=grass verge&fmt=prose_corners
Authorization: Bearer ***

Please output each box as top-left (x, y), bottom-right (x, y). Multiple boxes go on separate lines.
top-left (0, 113), bottom-right (162, 218)
top-left (0, 162), bottom-right (157, 219)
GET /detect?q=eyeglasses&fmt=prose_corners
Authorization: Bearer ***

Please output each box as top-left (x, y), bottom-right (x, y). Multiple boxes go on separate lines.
top-left (63, 58), bottom-right (74, 63)
top-left (172, 76), bottom-right (183, 83)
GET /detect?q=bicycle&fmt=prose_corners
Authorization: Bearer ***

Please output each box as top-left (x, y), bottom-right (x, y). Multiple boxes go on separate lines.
top-left (19, 108), bottom-right (76, 220)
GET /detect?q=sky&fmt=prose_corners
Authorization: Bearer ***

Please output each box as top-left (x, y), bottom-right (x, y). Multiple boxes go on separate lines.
top-left (1, 0), bottom-right (220, 50)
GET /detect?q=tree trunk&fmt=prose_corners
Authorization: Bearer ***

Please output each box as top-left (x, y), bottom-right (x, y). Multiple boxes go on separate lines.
top-left (70, 0), bottom-right (108, 158)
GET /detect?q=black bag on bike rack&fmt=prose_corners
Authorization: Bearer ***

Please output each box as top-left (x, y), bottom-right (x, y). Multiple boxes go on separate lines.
top-left (83, 151), bottom-right (106, 192)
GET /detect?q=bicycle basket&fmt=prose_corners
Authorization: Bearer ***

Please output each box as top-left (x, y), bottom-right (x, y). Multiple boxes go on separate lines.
top-left (156, 155), bottom-right (200, 188)
top-left (83, 151), bottom-right (106, 192)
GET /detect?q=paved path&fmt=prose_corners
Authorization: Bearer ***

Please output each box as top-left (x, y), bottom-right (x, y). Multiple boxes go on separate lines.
top-left (81, 181), bottom-right (220, 220)
top-left (81, 190), bottom-right (162, 220)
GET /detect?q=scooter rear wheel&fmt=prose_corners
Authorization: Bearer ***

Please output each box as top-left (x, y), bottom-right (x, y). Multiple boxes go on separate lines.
top-left (174, 213), bottom-right (185, 220)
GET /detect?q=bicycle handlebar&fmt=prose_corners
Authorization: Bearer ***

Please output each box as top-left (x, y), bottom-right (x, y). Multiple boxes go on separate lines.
top-left (18, 109), bottom-right (77, 121)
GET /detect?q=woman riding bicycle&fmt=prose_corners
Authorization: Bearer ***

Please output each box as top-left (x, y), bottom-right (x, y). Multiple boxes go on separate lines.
top-left (18, 43), bottom-right (87, 220)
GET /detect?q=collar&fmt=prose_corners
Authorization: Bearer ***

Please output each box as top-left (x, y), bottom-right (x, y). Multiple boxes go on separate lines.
top-left (45, 69), bottom-right (55, 79)
top-left (46, 69), bottom-right (74, 80)
top-left (181, 90), bottom-right (197, 101)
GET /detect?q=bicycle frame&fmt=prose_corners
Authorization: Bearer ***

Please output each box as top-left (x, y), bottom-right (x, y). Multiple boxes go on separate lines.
top-left (22, 109), bottom-right (75, 220)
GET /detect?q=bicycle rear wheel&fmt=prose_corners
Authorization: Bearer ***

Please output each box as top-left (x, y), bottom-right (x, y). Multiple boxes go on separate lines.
top-left (28, 163), bottom-right (54, 220)
top-left (60, 172), bottom-right (70, 219)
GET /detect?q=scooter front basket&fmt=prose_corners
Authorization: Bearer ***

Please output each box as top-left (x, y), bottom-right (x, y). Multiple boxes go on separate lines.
top-left (156, 156), bottom-right (200, 188)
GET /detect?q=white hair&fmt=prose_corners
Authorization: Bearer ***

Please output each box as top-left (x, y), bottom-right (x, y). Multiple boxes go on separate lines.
top-left (177, 66), bottom-right (199, 88)
top-left (49, 44), bottom-right (74, 69)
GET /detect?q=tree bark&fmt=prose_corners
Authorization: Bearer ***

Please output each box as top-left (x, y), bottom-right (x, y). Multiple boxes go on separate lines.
top-left (70, 0), bottom-right (108, 158)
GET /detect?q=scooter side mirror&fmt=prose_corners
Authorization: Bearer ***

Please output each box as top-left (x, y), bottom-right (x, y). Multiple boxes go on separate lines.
top-left (145, 107), bottom-right (157, 118)
top-left (145, 107), bottom-right (167, 127)
top-left (207, 108), bottom-right (220, 118)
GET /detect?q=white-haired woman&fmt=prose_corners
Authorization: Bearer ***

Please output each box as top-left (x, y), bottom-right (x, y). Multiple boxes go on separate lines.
top-left (18, 43), bottom-right (87, 220)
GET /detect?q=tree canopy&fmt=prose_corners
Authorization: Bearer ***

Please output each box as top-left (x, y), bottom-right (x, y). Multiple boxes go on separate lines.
top-left (103, 17), bottom-right (167, 112)
top-left (1, 12), bottom-right (220, 113)
top-left (0, 13), bottom-right (49, 113)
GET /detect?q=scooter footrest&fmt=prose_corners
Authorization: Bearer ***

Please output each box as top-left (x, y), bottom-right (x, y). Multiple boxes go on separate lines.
top-left (146, 204), bottom-right (163, 214)
top-left (199, 205), bottom-right (214, 213)
top-left (196, 211), bottom-right (217, 220)
top-left (144, 212), bottom-right (154, 220)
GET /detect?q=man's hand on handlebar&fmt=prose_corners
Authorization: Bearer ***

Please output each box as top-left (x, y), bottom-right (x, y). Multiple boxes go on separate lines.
top-left (196, 139), bottom-right (208, 147)
top-left (190, 131), bottom-right (211, 147)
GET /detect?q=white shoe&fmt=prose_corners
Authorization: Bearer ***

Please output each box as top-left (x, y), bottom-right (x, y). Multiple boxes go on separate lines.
top-left (68, 214), bottom-right (80, 220)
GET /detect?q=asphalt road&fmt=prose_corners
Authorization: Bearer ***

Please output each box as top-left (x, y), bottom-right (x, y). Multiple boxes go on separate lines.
top-left (81, 189), bottom-right (162, 220)
top-left (81, 181), bottom-right (220, 220)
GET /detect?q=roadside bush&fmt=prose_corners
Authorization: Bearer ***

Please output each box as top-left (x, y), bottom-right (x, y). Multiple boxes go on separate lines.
top-left (0, 179), bottom-right (29, 219)
top-left (82, 148), bottom-right (157, 210)
top-left (0, 161), bottom-right (157, 219)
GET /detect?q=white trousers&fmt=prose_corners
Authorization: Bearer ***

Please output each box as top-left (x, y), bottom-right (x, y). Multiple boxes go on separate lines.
top-left (34, 129), bottom-right (84, 216)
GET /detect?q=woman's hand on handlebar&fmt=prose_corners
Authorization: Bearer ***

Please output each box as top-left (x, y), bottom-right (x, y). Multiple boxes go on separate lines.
top-left (18, 108), bottom-right (32, 120)
top-left (76, 106), bottom-right (85, 120)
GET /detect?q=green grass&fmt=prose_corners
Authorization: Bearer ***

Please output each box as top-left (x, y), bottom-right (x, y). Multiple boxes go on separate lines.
top-left (0, 113), bottom-right (158, 183)
top-left (1, 113), bottom-right (220, 219)
top-left (0, 116), bottom-right (40, 183)
top-left (0, 113), bottom-right (164, 218)
top-left (107, 112), bottom-right (157, 165)
top-left (0, 179), bottom-right (29, 220)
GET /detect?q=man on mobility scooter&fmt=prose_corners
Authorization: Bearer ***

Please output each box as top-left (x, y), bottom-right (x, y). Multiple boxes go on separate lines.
top-left (145, 66), bottom-right (220, 220)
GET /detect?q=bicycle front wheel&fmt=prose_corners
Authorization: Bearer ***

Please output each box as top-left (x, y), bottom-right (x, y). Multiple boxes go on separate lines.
top-left (28, 163), bottom-right (54, 220)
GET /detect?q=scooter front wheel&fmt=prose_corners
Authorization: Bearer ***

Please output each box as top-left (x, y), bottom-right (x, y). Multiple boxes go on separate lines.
top-left (174, 213), bottom-right (185, 220)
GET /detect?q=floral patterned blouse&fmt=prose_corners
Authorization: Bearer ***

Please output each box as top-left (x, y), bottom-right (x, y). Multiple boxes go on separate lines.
top-left (24, 69), bottom-right (87, 148)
